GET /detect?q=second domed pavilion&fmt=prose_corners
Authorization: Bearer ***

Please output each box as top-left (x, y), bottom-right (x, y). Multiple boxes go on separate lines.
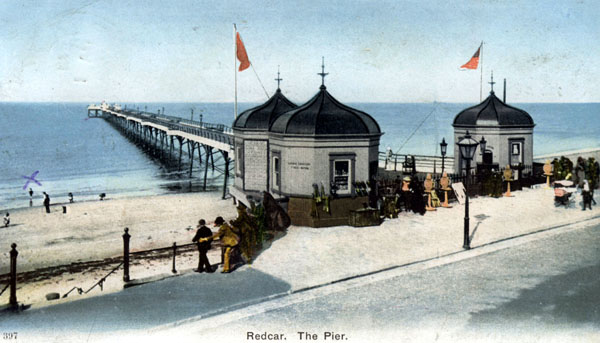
top-left (452, 74), bottom-right (535, 174)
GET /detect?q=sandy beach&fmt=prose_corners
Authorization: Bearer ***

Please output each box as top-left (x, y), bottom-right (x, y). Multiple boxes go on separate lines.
top-left (0, 192), bottom-right (237, 274)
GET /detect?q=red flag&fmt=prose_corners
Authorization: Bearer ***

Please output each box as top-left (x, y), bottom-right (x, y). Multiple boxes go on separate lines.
top-left (236, 32), bottom-right (250, 72)
top-left (460, 45), bottom-right (481, 70)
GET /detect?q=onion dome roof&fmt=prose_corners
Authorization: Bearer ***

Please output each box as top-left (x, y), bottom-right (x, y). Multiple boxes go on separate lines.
top-left (453, 91), bottom-right (534, 128)
top-left (233, 89), bottom-right (297, 130)
top-left (270, 85), bottom-right (381, 135)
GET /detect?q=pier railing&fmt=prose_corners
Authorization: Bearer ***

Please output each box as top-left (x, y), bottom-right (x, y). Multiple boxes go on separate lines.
top-left (167, 124), bottom-right (234, 146)
top-left (119, 108), bottom-right (233, 134)
top-left (113, 107), bottom-right (234, 146)
top-left (379, 151), bottom-right (454, 174)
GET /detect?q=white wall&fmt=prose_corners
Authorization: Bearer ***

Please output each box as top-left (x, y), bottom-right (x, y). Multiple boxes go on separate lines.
top-left (269, 135), bottom-right (380, 197)
top-left (453, 127), bottom-right (533, 174)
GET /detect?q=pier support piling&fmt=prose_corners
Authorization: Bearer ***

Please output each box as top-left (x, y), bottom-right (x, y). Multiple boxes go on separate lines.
top-left (188, 141), bottom-right (196, 176)
top-left (203, 145), bottom-right (211, 191)
top-left (177, 137), bottom-right (184, 170)
top-left (222, 151), bottom-right (229, 199)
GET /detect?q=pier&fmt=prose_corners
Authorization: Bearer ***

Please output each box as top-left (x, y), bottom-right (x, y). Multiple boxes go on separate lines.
top-left (88, 103), bottom-right (234, 199)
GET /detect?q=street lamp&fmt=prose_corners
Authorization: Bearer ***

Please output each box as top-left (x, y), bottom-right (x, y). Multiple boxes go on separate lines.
top-left (457, 130), bottom-right (479, 250)
top-left (440, 138), bottom-right (448, 173)
top-left (479, 136), bottom-right (487, 155)
top-left (479, 136), bottom-right (487, 170)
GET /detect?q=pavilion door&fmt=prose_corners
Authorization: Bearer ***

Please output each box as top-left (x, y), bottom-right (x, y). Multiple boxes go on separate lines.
top-left (483, 150), bottom-right (493, 165)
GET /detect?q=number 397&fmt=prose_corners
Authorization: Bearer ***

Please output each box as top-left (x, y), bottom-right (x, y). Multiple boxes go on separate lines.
top-left (2, 332), bottom-right (17, 340)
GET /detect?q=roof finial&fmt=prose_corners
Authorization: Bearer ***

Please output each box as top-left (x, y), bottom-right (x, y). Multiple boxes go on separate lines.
top-left (489, 71), bottom-right (496, 93)
top-left (275, 65), bottom-right (282, 90)
top-left (318, 56), bottom-right (328, 89)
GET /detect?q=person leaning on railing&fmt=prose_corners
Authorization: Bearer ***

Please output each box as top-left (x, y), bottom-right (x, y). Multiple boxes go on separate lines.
top-left (198, 216), bottom-right (240, 273)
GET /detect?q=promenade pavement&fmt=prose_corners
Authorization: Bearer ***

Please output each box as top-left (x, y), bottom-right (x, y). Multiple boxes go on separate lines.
top-left (0, 186), bottom-right (598, 342)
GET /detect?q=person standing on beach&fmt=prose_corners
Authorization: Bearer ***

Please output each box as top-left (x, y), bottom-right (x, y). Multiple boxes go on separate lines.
top-left (29, 188), bottom-right (33, 199)
top-left (43, 192), bottom-right (50, 213)
top-left (192, 219), bottom-right (214, 273)
top-left (3, 213), bottom-right (9, 227)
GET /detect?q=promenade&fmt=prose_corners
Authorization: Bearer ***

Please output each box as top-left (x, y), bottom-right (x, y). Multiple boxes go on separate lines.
top-left (1, 186), bottom-right (598, 342)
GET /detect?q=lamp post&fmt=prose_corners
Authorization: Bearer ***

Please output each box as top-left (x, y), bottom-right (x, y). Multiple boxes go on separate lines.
top-left (457, 131), bottom-right (479, 250)
top-left (440, 138), bottom-right (448, 174)
top-left (479, 136), bottom-right (487, 156)
top-left (478, 136), bottom-right (487, 172)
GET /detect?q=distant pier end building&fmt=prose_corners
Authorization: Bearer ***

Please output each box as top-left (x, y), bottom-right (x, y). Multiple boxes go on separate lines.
top-left (231, 66), bottom-right (383, 227)
top-left (452, 77), bottom-right (535, 174)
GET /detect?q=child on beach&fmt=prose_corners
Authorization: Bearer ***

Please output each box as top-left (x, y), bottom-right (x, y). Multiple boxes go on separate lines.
top-left (3, 213), bottom-right (9, 227)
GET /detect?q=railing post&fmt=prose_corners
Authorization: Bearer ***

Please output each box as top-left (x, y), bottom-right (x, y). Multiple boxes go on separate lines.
top-left (123, 228), bottom-right (130, 282)
top-left (9, 243), bottom-right (18, 309)
top-left (172, 242), bottom-right (177, 274)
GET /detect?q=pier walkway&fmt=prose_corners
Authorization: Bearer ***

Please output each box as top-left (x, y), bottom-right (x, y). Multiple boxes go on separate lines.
top-left (533, 147), bottom-right (600, 164)
top-left (88, 103), bottom-right (234, 198)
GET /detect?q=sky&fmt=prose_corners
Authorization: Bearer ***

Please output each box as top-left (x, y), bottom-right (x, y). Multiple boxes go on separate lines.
top-left (0, 0), bottom-right (598, 103)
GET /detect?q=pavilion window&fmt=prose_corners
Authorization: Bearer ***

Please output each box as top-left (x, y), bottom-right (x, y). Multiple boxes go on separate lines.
top-left (236, 146), bottom-right (243, 175)
top-left (273, 156), bottom-right (281, 189)
top-left (333, 160), bottom-right (351, 194)
top-left (511, 143), bottom-right (521, 156)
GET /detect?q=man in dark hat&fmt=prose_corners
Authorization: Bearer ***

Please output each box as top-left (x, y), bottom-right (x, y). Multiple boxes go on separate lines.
top-left (191, 219), bottom-right (214, 273)
top-left (199, 216), bottom-right (240, 273)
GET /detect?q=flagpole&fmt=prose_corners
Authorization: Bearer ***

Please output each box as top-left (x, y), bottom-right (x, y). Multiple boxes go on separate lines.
top-left (234, 24), bottom-right (238, 119)
top-left (479, 41), bottom-right (483, 102)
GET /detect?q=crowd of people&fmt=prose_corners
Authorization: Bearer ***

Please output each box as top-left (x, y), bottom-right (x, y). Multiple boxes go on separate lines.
top-left (376, 175), bottom-right (428, 218)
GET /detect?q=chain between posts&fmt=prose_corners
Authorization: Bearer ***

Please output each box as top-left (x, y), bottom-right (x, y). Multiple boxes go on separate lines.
top-left (62, 286), bottom-right (83, 298)
top-left (0, 283), bottom-right (9, 296)
top-left (62, 262), bottom-right (123, 298)
top-left (84, 262), bottom-right (124, 294)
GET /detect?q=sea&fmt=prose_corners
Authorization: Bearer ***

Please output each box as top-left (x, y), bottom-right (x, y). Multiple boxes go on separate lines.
top-left (0, 102), bottom-right (598, 211)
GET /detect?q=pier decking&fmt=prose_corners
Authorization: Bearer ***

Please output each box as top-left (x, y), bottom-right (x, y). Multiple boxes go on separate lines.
top-left (88, 104), bottom-right (234, 198)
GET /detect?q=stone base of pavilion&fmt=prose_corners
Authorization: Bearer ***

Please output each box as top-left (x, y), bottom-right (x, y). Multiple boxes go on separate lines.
top-left (288, 196), bottom-right (370, 228)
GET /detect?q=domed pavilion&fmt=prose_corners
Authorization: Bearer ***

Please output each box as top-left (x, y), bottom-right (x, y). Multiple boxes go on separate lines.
top-left (230, 62), bottom-right (383, 227)
top-left (268, 82), bottom-right (381, 198)
top-left (231, 72), bottom-right (297, 201)
top-left (452, 74), bottom-right (535, 174)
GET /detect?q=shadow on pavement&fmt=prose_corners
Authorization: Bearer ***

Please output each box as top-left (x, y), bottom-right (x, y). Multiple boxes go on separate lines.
top-left (467, 262), bottom-right (600, 329)
top-left (0, 267), bottom-right (290, 334)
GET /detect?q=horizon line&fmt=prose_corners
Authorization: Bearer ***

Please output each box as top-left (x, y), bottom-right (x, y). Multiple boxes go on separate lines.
top-left (1, 100), bottom-right (599, 105)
